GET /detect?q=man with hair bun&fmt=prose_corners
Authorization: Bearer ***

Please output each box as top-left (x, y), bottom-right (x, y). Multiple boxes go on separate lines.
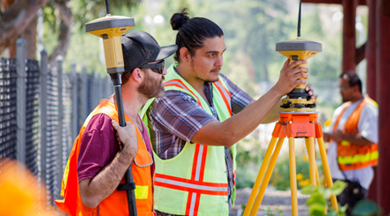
top-left (142, 10), bottom-right (314, 216)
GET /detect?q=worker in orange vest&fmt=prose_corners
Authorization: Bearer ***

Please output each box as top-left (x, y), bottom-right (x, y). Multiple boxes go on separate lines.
top-left (55, 31), bottom-right (177, 216)
top-left (324, 72), bottom-right (378, 215)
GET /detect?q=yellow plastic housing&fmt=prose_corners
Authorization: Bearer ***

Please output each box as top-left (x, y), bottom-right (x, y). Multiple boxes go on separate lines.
top-left (86, 15), bottom-right (134, 72)
top-left (276, 38), bottom-right (321, 89)
top-left (277, 50), bottom-right (320, 89)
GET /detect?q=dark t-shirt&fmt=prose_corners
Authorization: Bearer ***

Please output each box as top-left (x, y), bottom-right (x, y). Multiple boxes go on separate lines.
top-left (77, 113), bottom-right (153, 182)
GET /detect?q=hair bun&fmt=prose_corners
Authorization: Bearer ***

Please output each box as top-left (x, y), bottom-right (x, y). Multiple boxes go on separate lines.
top-left (170, 9), bottom-right (190, 30)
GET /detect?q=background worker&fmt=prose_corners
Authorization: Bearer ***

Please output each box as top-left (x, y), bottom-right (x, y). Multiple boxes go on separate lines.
top-left (324, 72), bottom-right (378, 215)
top-left (55, 31), bottom-right (177, 216)
top-left (142, 10), bottom-right (314, 216)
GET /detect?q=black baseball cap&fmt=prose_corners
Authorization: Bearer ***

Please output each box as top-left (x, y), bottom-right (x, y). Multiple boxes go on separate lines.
top-left (121, 31), bottom-right (177, 73)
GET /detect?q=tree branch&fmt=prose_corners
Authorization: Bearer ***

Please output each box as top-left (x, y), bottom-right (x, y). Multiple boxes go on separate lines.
top-left (0, 0), bottom-right (50, 53)
top-left (48, 0), bottom-right (73, 66)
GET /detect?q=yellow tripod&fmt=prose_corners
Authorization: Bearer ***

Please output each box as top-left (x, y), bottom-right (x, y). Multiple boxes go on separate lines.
top-left (243, 112), bottom-right (338, 216)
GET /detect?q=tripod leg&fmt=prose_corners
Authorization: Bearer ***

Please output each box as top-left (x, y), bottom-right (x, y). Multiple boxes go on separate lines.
top-left (288, 137), bottom-right (298, 216)
top-left (249, 137), bottom-right (285, 216)
top-left (316, 168), bottom-right (320, 187)
top-left (306, 138), bottom-right (323, 216)
top-left (243, 137), bottom-right (278, 216)
top-left (307, 140), bottom-right (326, 214)
top-left (305, 139), bottom-right (320, 187)
top-left (317, 137), bottom-right (338, 211)
top-left (306, 137), bottom-right (317, 186)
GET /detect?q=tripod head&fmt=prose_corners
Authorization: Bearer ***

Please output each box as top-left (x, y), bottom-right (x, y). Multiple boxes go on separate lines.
top-left (276, 0), bottom-right (322, 111)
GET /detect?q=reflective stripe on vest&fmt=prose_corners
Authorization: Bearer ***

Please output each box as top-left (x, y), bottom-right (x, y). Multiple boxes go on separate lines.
top-left (155, 174), bottom-right (228, 195)
top-left (332, 96), bottom-right (378, 171)
top-left (213, 80), bottom-right (232, 116)
top-left (165, 79), bottom-right (202, 106)
top-left (233, 170), bottom-right (237, 185)
top-left (55, 100), bottom-right (154, 216)
top-left (153, 140), bottom-right (228, 215)
top-left (155, 144), bottom-right (229, 216)
top-left (148, 64), bottom-right (235, 215)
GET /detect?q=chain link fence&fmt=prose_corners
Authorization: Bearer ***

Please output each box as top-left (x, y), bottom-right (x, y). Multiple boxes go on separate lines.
top-left (0, 38), bottom-right (113, 206)
top-left (0, 58), bottom-right (17, 161)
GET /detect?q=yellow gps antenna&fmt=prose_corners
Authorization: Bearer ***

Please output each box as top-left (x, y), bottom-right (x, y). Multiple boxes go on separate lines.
top-left (85, 1), bottom-right (134, 76)
top-left (85, 1), bottom-right (137, 215)
top-left (276, 0), bottom-right (321, 111)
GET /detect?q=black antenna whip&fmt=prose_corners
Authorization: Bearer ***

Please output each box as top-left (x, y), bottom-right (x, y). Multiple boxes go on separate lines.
top-left (298, 0), bottom-right (302, 38)
top-left (105, 0), bottom-right (111, 15)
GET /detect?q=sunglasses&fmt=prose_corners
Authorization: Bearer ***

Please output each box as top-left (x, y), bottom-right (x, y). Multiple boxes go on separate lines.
top-left (139, 60), bottom-right (165, 74)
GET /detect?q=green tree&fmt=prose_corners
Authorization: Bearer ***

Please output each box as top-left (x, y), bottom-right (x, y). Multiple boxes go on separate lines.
top-left (58, 0), bottom-right (141, 72)
top-left (208, 0), bottom-right (296, 95)
top-left (0, 0), bottom-right (50, 59)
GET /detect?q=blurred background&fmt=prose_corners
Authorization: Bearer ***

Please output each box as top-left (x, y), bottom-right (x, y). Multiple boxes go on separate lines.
top-left (0, 0), bottom-right (373, 213)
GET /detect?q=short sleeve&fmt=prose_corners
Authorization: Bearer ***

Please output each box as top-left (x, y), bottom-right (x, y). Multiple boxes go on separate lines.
top-left (77, 114), bottom-right (119, 182)
top-left (358, 103), bottom-right (378, 143)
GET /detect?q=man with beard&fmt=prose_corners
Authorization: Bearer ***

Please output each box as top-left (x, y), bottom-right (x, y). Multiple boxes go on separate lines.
top-left (141, 10), bottom-right (314, 216)
top-left (55, 31), bottom-right (177, 216)
top-left (324, 72), bottom-right (378, 215)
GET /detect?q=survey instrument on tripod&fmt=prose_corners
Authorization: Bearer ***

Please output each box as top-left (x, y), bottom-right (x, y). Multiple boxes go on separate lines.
top-left (243, 1), bottom-right (338, 216)
top-left (276, 1), bottom-right (321, 112)
top-left (85, 0), bottom-right (137, 215)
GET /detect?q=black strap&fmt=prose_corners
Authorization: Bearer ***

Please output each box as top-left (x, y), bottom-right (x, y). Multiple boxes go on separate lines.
top-left (117, 183), bottom-right (136, 191)
top-left (339, 165), bottom-right (349, 181)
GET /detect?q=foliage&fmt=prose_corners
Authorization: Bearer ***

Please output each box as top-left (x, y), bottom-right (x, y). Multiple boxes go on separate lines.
top-left (40, 0), bottom-right (141, 72)
top-left (301, 180), bottom-right (348, 216)
top-left (70, 0), bottom-right (140, 30)
top-left (351, 199), bottom-right (381, 216)
top-left (264, 206), bottom-right (283, 216)
top-left (236, 138), bottom-right (264, 169)
top-left (240, 204), bottom-right (283, 216)
top-left (300, 6), bottom-right (343, 113)
top-left (44, 0), bottom-right (345, 120)
top-left (269, 151), bottom-right (311, 191)
top-left (204, 0), bottom-right (295, 97)
top-left (235, 136), bottom-right (266, 189)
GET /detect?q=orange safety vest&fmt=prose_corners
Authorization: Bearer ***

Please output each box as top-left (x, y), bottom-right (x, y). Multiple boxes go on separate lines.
top-left (55, 100), bottom-right (154, 216)
top-left (333, 96), bottom-right (378, 171)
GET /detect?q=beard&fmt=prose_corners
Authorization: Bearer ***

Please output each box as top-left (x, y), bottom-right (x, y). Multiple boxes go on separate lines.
top-left (138, 71), bottom-right (165, 99)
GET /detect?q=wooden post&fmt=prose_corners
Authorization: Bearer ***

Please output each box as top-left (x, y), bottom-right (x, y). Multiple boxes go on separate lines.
top-left (366, 0), bottom-right (377, 100)
top-left (376, 0), bottom-right (390, 213)
top-left (365, 0), bottom-right (378, 202)
top-left (342, 0), bottom-right (358, 72)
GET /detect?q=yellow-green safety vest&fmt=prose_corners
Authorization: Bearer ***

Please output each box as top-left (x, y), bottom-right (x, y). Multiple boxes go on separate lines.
top-left (141, 64), bottom-right (236, 216)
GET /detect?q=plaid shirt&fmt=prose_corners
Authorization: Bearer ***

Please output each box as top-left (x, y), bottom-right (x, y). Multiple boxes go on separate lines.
top-left (146, 72), bottom-right (253, 209)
